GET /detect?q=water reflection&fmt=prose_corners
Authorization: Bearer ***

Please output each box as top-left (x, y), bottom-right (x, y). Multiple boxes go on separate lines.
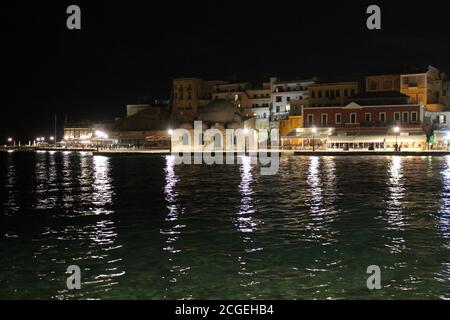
top-left (4, 152), bottom-right (18, 214)
top-left (384, 156), bottom-right (408, 254)
top-left (235, 156), bottom-right (262, 291)
top-left (305, 157), bottom-right (339, 244)
top-left (439, 156), bottom-right (450, 249)
top-left (92, 156), bottom-right (114, 215)
top-left (236, 156), bottom-right (257, 234)
top-left (35, 152), bottom-right (58, 210)
top-left (161, 156), bottom-right (189, 294)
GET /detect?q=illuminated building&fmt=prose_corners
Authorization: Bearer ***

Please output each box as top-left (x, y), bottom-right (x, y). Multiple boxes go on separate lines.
top-left (270, 77), bottom-right (315, 121)
top-left (366, 65), bottom-right (449, 112)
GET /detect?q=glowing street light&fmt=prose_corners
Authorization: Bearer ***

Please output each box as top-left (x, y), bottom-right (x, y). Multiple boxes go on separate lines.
top-left (393, 126), bottom-right (400, 151)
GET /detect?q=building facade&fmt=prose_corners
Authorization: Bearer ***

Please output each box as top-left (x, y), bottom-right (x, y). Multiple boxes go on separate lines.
top-left (308, 81), bottom-right (360, 107)
top-left (171, 78), bottom-right (228, 123)
top-left (366, 66), bottom-right (449, 112)
top-left (270, 77), bottom-right (315, 120)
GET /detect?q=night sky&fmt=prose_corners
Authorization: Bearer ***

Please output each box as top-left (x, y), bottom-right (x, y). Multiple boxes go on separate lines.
top-left (3, 0), bottom-right (450, 141)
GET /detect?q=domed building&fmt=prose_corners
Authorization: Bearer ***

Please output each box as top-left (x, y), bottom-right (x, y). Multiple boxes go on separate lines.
top-left (173, 99), bottom-right (258, 152)
top-left (198, 99), bottom-right (244, 126)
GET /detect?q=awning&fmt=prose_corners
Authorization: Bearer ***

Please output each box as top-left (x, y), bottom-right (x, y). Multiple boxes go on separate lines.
top-left (328, 133), bottom-right (427, 144)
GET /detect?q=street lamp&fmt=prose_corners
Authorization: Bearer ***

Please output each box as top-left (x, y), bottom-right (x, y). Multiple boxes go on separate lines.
top-left (393, 126), bottom-right (400, 151)
top-left (168, 129), bottom-right (174, 153)
top-left (311, 127), bottom-right (317, 152)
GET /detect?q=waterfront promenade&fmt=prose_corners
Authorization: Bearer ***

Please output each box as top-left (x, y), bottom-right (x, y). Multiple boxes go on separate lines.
top-left (2, 146), bottom-right (450, 156)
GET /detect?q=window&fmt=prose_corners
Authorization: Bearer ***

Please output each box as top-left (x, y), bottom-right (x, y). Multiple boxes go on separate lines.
top-left (276, 96), bottom-right (282, 103)
top-left (383, 80), bottom-right (393, 90)
top-left (325, 90), bottom-right (330, 98)
top-left (318, 91), bottom-right (323, 98)
top-left (350, 113), bottom-right (357, 124)
top-left (350, 89), bottom-right (355, 96)
top-left (321, 114), bottom-right (328, 126)
top-left (307, 114), bottom-right (314, 126)
top-left (369, 81), bottom-right (377, 90)
top-left (344, 89), bottom-right (348, 97)
top-left (286, 97), bottom-right (291, 102)
top-left (379, 112), bottom-right (386, 123)
top-left (411, 111), bottom-right (418, 123)
top-left (394, 112), bottom-right (401, 122)
top-left (336, 90), bottom-right (341, 98)
top-left (365, 113), bottom-right (372, 122)
top-left (311, 91), bottom-right (316, 98)
top-left (335, 113), bottom-right (342, 125)
top-left (402, 112), bottom-right (409, 124)
top-left (276, 106), bottom-right (280, 113)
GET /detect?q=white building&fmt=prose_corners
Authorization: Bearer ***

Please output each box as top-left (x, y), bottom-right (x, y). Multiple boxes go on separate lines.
top-left (270, 77), bottom-right (316, 120)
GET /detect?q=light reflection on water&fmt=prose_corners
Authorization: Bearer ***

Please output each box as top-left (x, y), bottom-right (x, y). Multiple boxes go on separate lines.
top-left (0, 152), bottom-right (449, 299)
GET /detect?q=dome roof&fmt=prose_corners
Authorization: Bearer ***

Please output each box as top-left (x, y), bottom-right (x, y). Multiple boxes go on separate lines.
top-left (199, 99), bottom-right (243, 124)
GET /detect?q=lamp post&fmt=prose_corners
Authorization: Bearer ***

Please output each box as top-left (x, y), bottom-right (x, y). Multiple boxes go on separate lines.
top-left (393, 126), bottom-right (400, 152)
top-left (311, 127), bottom-right (317, 152)
top-left (7, 137), bottom-right (13, 147)
top-left (50, 136), bottom-right (55, 146)
top-left (168, 129), bottom-right (174, 154)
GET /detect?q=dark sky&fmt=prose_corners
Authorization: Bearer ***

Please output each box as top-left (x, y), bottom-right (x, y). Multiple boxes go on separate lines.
top-left (3, 0), bottom-right (450, 141)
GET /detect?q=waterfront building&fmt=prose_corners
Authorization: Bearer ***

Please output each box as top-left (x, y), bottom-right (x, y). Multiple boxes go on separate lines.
top-left (173, 99), bottom-right (258, 152)
top-left (62, 121), bottom-right (115, 148)
top-left (245, 83), bottom-right (271, 120)
top-left (308, 81), bottom-right (360, 108)
top-left (114, 104), bottom-right (171, 148)
top-left (281, 102), bottom-right (427, 150)
top-left (171, 78), bottom-right (228, 123)
top-left (211, 82), bottom-right (252, 111)
top-left (270, 77), bottom-right (315, 121)
top-left (366, 65), bottom-right (449, 112)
